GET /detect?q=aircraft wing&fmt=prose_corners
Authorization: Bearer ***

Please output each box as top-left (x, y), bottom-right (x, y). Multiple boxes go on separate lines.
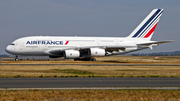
top-left (48, 46), bottom-right (127, 56)
top-left (48, 40), bottom-right (173, 56)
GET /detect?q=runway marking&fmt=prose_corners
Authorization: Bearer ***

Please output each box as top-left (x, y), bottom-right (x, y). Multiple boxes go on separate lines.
top-left (0, 87), bottom-right (180, 90)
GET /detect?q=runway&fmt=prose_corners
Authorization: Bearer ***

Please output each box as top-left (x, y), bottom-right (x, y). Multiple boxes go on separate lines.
top-left (0, 78), bottom-right (180, 90)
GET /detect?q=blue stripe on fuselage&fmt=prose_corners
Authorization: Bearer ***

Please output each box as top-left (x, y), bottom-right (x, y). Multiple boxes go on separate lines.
top-left (132, 9), bottom-right (161, 38)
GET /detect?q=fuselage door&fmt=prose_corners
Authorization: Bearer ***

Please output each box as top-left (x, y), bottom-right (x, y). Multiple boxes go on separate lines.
top-left (19, 42), bottom-right (24, 50)
top-left (96, 39), bottom-right (100, 45)
top-left (43, 44), bottom-right (48, 50)
top-left (115, 39), bottom-right (119, 45)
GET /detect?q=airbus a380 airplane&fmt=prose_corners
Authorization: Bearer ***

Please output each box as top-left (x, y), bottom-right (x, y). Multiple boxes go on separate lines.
top-left (6, 9), bottom-right (173, 61)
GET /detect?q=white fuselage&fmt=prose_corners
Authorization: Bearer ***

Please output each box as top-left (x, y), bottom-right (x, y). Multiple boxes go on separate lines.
top-left (5, 36), bottom-right (146, 56)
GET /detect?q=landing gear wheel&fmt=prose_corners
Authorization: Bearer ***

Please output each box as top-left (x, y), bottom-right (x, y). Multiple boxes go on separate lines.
top-left (74, 58), bottom-right (81, 61)
top-left (91, 58), bottom-right (96, 61)
top-left (74, 57), bottom-right (96, 61)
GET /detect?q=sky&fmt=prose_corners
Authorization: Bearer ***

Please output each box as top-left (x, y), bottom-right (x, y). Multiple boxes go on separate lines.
top-left (0, 0), bottom-right (180, 54)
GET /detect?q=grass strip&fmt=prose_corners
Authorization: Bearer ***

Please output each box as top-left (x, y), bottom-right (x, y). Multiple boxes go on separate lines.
top-left (0, 74), bottom-right (179, 78)
top-left (0, 89), bottom-right (180, 101)
top-left (51, 69), bottom-right (95, 75)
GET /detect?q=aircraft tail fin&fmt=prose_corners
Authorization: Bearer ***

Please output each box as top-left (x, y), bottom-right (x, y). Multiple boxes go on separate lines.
top-left (128, 9), bottom-right (164, 40)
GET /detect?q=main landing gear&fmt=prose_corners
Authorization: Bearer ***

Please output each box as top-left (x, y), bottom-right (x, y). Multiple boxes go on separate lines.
top-left (14, 55), bottom-right (18, 61)
top-left (74, 57), bottom-right (96, 61)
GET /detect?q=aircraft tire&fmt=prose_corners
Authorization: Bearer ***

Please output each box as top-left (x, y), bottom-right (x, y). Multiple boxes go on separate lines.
top-left (91, 58), bottom-right (96, 61)
top-left (74, 57), bottom-right (96, 61)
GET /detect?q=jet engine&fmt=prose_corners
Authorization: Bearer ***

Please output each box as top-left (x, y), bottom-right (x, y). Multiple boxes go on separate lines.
top-left (64, 50), bottom-right (80, 59)
top-left (90, 48), bottom-right (106, 56)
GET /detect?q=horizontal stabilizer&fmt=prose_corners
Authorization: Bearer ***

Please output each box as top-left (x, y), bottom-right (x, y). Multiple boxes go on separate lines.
top-left (137, 40), bottom-right (174, 50)
top-left (137, 40), bottom-right (174, 46)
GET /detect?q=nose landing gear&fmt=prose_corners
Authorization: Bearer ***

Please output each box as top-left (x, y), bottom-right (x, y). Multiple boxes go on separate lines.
top-left (14, 55), bottom-right (18, 61)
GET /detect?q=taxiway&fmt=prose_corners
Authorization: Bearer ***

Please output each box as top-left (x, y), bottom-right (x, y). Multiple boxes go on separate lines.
top-left (0, 78), bottom-right (180, 90)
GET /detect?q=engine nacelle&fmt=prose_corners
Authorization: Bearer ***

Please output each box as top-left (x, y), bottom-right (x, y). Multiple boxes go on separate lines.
top-left (90, 48), bottom-right (105, 56)
top-left (64, 50), bottom-right (80, 59)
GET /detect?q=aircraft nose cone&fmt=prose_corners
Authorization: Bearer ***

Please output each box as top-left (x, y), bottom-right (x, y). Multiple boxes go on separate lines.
top-left (5, 45), bottom-right (11, 53)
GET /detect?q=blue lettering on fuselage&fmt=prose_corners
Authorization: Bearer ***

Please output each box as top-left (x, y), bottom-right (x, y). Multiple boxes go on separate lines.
top-left (26, 41), bottom-right (31, 44)
top-left (26, 41), bottom-right (63, 45)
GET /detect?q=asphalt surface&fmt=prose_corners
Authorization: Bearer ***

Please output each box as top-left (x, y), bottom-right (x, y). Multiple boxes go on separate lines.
top-left (0, 78), bottom-right (180, 89)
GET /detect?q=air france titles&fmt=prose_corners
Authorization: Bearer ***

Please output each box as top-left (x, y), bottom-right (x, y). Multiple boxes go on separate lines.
top-left (26, 41), bottom-right (63, 45)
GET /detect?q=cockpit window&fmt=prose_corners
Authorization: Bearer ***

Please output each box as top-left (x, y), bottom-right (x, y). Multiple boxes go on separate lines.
top-left (10, 43), bottom-right (15, 45)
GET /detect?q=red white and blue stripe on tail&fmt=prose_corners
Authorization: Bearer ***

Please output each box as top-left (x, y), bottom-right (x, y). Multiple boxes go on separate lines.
top-left (128, 9), bottom-right (164, 40)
